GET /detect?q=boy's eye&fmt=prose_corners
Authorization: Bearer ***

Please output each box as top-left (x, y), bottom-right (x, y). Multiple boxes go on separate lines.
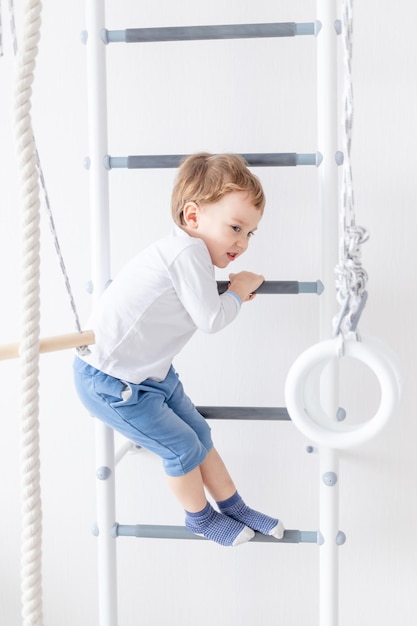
top-left (231, 225), bottom-right (255, 238)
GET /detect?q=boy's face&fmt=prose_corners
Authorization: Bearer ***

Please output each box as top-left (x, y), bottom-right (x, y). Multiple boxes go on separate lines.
top-left (183, 191), bottom-right (262, 268)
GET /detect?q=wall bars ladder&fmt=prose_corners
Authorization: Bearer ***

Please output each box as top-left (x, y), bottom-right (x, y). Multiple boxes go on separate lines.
top-left (84, 3), bottom-right (339, 625)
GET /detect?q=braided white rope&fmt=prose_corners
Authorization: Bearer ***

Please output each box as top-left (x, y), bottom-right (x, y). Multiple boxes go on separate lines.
top-left (334, 0), bottom-right (369, 337)
top-left (13, 0), bottom-right (43, 624)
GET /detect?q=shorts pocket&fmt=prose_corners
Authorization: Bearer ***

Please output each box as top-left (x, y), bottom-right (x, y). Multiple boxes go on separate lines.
top-left (93, 374), bottom-right (130, 405)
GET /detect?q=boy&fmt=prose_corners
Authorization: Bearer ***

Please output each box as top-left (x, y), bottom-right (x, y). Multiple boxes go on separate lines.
top-left (74, 153), bottom-right (284, 546)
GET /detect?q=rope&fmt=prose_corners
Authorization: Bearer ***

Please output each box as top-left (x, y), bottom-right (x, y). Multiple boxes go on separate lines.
top-left (34, 146), bottom-right (87, 340)
top-left (13, 0), bottom-right (43, 623)
top-left (333, 0), bottom-right (369, 337)
top-left (9, 0), bottom-right (18, 54)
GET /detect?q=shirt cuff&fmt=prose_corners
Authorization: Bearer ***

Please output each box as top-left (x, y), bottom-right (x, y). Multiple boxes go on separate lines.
top-left (223, 290), bottom-right (242, 306)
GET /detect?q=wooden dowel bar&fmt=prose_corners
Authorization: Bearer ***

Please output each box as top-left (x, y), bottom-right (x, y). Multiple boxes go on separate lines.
top-left (0, 330), bottom-right (95, 361)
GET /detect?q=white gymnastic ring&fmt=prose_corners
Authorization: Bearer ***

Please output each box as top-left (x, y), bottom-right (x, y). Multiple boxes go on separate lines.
top-left (284, 336), bottom-right (402, 449)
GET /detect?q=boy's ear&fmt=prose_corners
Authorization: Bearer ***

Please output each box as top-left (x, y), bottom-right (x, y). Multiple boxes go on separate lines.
top-left (182, 202), bottom-right (200, 229)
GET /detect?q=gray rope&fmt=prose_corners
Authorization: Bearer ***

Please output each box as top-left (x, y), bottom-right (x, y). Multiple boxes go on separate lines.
top-left (8, 0), bottom-right (17, 55)
top-left (333, 0), bottom-right (369, 337)
top-left (34, 147), bottom-right (83, 334)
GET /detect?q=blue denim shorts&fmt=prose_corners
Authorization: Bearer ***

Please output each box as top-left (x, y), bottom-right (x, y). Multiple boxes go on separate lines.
top-left (73, 358), bottom-right (213, 476)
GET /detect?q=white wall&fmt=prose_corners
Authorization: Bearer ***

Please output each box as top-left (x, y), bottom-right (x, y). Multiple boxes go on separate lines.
top-left (0, 1), bottom-right (415, 625)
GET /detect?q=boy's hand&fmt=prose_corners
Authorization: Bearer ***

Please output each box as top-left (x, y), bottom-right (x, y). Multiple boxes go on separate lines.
top-left (228, 272), bottom-right (265, 303)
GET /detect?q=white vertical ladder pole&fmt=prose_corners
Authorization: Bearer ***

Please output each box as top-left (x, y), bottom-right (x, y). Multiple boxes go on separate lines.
top-left (85, 1), bottom-right (118, 625)
top-left (316, 1), bottom-right (340, 625)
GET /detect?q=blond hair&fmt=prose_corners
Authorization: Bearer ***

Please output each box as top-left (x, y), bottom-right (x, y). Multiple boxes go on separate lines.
top-left (171, 153), bottom-right (265, 226)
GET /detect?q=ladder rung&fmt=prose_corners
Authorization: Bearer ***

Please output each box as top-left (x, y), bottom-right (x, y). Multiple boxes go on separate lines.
top-left (197, 406), bottom-right (290, 421)
top-left (107, 153), bottom-right (320, 169)
top-left (114, 524), bottom-right (318, 543)
top-left (105, 22), bottom-right (317, 44)
top-left (217, 280), bottom-right (324, 295)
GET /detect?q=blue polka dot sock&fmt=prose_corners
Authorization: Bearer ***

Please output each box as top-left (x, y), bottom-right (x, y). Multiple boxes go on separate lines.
top-left (217, 491), bottom-right (285, 539)
top-left (185, 501), bottom-right (255, 546)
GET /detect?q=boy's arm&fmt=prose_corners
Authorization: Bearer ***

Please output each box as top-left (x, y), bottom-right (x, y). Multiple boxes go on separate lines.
top-left (169, 244), bottom-right (260, 333)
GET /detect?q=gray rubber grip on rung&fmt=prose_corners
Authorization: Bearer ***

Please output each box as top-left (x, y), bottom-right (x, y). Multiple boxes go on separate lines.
top-left (114, 524), bottom-right (318, 543)
top-left (217, 281), bottom-right (322, 295)
top-left (118, 153), bottom-right (314, 169)
top-left (105, 22), bottom-right (316, 43)
top-left (197, 406), bottom-right (290, 421)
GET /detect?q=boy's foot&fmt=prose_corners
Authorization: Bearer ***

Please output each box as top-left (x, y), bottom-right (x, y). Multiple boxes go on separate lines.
top-left (217, 491), bottom-right (285, 539)
top-left (185, 502), bottom-right (255, 546)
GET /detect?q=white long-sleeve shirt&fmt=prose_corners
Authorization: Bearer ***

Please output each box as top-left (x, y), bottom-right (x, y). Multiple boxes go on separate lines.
top-left (81, 225), bottom-right (241, 383)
